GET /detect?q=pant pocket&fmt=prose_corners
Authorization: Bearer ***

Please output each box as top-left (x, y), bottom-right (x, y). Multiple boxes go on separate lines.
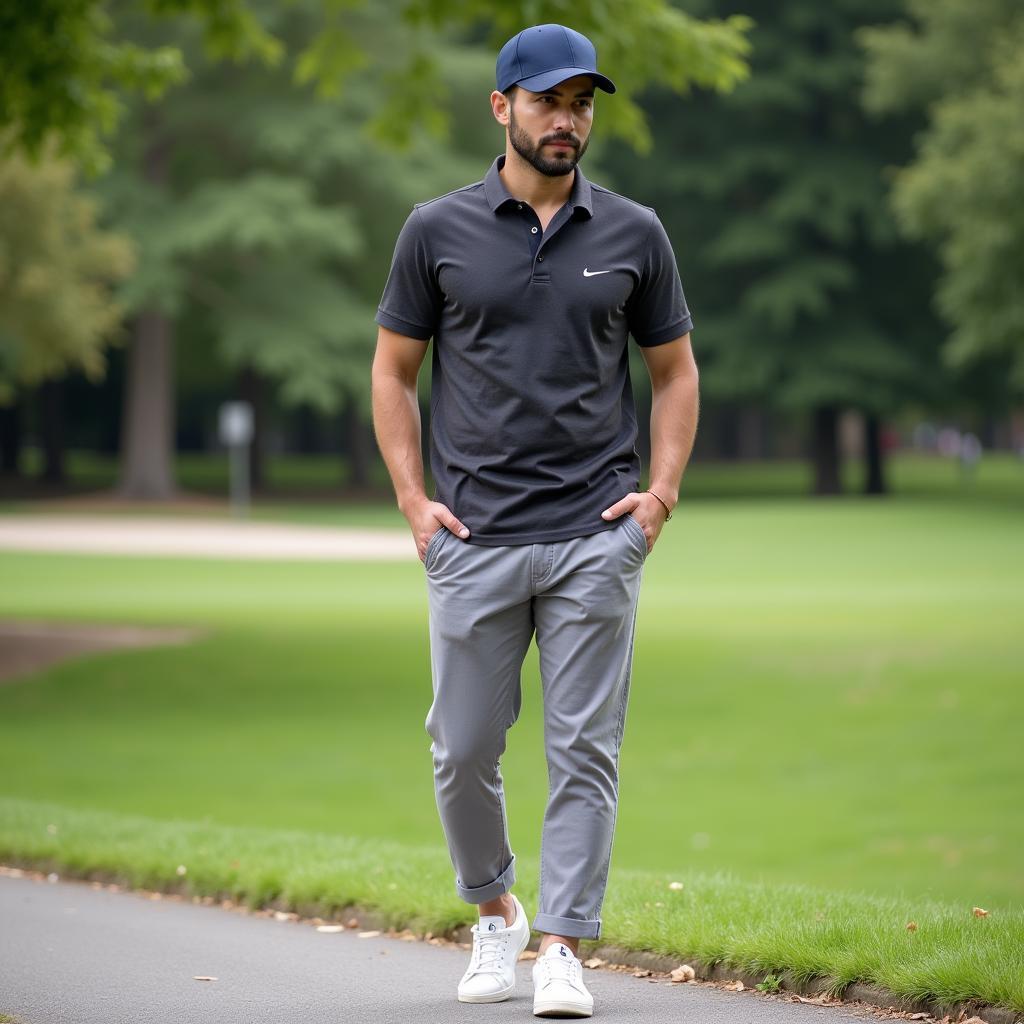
top-left (423, 526), bottom-right (448, 570)
top-left (623, 514), bottom-right (649, 559)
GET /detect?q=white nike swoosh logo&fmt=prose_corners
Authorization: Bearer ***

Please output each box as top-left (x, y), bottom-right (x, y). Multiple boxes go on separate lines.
top-left (583, 268), bottom-right (612, 277)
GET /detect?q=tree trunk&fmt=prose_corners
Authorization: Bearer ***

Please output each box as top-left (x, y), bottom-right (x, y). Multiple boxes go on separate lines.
top-left (117, 310), bottom-right (177, 498)
top-left (39, 378), bottom-right (66, 484)
top-left (736, 406), bottom-right (764, 460)
top-left (116, 108), bottom-right (176, 500)
top-left (812, 404), bottom-right (842, 495)
top-left (238, 365), bottom-right (266, 492)
top-left (863, 413), bottom-right (887, 495)
top-left (345, 394), bottom-right (372, 488)
top-left (0, 395), bottom-right (23, 478)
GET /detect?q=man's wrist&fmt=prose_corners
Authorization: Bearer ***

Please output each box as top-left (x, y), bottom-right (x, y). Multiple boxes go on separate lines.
top-left (397, 491), bottom-right (430, 518)
top-left (645, 486), bottom-right (677, 520)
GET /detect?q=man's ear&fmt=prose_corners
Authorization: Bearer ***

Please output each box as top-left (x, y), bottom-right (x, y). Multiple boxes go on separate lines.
top-left (490, 89), bottom-right (510, 126)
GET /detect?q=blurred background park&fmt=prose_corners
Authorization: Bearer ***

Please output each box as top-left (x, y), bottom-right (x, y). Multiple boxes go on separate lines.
top-left (1, 0), bottom-right (1022, 959)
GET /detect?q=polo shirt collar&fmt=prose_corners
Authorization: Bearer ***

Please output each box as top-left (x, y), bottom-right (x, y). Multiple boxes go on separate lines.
top-left (482, 154), bottom-right (594, 219)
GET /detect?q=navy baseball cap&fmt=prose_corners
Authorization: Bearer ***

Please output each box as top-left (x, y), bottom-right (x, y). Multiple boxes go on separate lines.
top-left (496, 24), bottom-right (616, 95)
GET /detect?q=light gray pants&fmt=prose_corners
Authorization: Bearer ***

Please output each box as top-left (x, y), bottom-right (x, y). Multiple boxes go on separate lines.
top-left (422, 513), bottom-right (648, 940)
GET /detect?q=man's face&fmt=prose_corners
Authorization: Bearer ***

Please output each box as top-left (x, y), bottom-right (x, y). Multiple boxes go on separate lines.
top-left (506, 75), bottom-right (594, 177)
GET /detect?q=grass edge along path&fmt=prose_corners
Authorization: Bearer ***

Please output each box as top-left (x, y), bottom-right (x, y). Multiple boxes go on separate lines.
top-left (1, 796), bottom-right (1021, 1020)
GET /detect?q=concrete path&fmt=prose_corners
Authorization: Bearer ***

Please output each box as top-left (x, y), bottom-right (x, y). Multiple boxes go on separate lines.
top-left (0, 871), bottom-right (878, 1024)
top-left (0, 515), bottom-right (411, 561)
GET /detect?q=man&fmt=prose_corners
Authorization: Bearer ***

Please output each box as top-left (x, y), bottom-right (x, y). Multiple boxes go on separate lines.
top-left (371, 23), bottom-right (699, 1018)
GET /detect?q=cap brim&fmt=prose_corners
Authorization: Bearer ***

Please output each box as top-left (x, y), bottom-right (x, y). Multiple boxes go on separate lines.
top-left (514, 67), bottom-right (616, 95)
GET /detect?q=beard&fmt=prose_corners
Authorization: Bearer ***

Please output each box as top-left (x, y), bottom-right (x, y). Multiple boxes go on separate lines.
top-left (508, 105), bottom-right (589, 177)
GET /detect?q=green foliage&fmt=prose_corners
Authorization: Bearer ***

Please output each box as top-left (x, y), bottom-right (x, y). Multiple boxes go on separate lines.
top-left (89, 2), bottom-right (500, 416)
top-left (860, 0), bottom-right (1024, 391)
top-left (0, 0), bottom-right (280, 175)
top-left (397, 0), bottom-right (753, 151)
top-left (602, 0), bottom-right (945, 415)
top-left (0, 0), bottom-right (752, 174)
top-left (0, 139), bottom-right (135, 405)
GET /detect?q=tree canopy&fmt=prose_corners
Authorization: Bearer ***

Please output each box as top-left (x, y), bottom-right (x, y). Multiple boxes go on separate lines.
top-left (0, 0), bottom-right (753, 174)
top-left (860, 0), bottom-right (1024, 391)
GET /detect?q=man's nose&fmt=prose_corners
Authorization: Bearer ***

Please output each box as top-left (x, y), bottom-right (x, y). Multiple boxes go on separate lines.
top-left (551, 106), bottom-right (576, 133)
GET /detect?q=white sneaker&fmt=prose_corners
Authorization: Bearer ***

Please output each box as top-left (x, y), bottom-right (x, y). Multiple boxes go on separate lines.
top-left (457, 893), bottom-right (531, 1003)
top-left (532, 942), bottom-right (594, 1018)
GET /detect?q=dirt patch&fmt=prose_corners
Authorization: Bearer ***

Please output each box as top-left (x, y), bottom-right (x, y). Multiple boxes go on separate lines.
top-left (0, 619), bottom-right (205, 686)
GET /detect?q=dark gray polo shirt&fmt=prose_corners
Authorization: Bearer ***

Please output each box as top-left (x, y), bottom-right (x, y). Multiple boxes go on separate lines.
top-left (375, 153), bottom-right (693, 547)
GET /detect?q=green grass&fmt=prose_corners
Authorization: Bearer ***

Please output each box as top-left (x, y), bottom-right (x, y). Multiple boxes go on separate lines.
top-left (2, 797), bottom-right (1022, 1013)
top-left (0, 457), bottom-right (1022, 1012)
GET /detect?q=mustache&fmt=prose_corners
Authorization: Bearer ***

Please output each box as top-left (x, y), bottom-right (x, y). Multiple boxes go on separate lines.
top-left (543, 136), bottom-right (579, 148)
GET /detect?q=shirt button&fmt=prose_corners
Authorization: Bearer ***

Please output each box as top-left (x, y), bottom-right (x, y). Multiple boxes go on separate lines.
top-left (537, 255), bottom-right (544, 262)
top-left (517, 203), bottom-right (523, 210)
top-left (531, 226), bottom-right (538, 234)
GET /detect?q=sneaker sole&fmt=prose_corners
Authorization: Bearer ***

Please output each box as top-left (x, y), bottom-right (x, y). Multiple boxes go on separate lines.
top-left (533, 998), bottom-right (594, 1018)
top-left (458, 899), bottom-right (532, 1004)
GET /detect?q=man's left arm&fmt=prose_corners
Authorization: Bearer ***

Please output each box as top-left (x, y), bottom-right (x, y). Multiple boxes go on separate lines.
top-left (600, 333), bottom-right (699, 552)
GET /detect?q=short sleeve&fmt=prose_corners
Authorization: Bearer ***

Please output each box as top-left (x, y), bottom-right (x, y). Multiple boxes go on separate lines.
top-left (626, 212), bottom-right (694, 347)
top-left (374, 207), bottom-right (441, 341)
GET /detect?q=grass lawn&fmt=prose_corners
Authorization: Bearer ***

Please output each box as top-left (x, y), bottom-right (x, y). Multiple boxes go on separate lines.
top-left (1, 456), bottom-right (1022, 1012)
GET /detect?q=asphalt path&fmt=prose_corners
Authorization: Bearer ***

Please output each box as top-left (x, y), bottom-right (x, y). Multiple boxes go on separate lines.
top-left (0, 872), bottom-right (877, 1024)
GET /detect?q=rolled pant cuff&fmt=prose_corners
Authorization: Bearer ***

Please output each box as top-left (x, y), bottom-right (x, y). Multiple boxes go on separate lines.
top-left (532, 912), bottom-right (601, 940)
top-left (455, 854), bottom-right (517, 904)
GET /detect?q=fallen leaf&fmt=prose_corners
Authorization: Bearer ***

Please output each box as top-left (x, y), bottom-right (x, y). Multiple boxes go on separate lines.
top-left (972, 907), bottom-right (988, 917)
top-left (724, 980), bottom-right (745, 991)
top-left (519, 950), bottom-right (538, 960)
top-left (583, 957), bottom-right (606, 969)
top-left (346, 918), bottom-right (360, 928)
top-left (316, 925), bottom-right (344, 933)
top-left (961, 1018), bottom-right (986, 1024)
top-left (633, 969), bottom-right (652, 978)
top-left (906, 921), bottom-right (918, 931)
top-left (670, 965), bottom-right (696, 983)
top-left (907, 1014), bottom-right (931, 1020)
top-left (193, 976), bottom-right (218, 982)
top-left (358, 930), bottom-right (381, 938)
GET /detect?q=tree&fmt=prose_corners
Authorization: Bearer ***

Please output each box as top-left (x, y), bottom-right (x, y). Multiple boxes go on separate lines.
top-left (1, 0), bottom-right (752, 172)
top-left (0, 140), bottom-right (134, 406)
top-left (97, 4), bottom-right (503, 496)
top-left (602, 0), bottom-right (945, 494)
top-left (2, 1), bottom-right (753, 498)
top-left (860, 0), bottom-right (1024, 392)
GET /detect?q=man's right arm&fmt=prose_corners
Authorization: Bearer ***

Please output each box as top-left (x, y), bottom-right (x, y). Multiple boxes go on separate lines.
top-left (371, 325), bottom-right (471, 559)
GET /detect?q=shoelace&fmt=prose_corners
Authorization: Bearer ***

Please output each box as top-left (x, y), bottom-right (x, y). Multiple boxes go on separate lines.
top-left (537, 953), bottom-right (583, 990)
top-left (467, 925), bottom-right (509, 975)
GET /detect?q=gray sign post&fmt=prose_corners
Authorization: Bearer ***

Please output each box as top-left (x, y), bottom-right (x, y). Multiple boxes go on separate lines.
top-left (218, 401), bottom-right (254, 517)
